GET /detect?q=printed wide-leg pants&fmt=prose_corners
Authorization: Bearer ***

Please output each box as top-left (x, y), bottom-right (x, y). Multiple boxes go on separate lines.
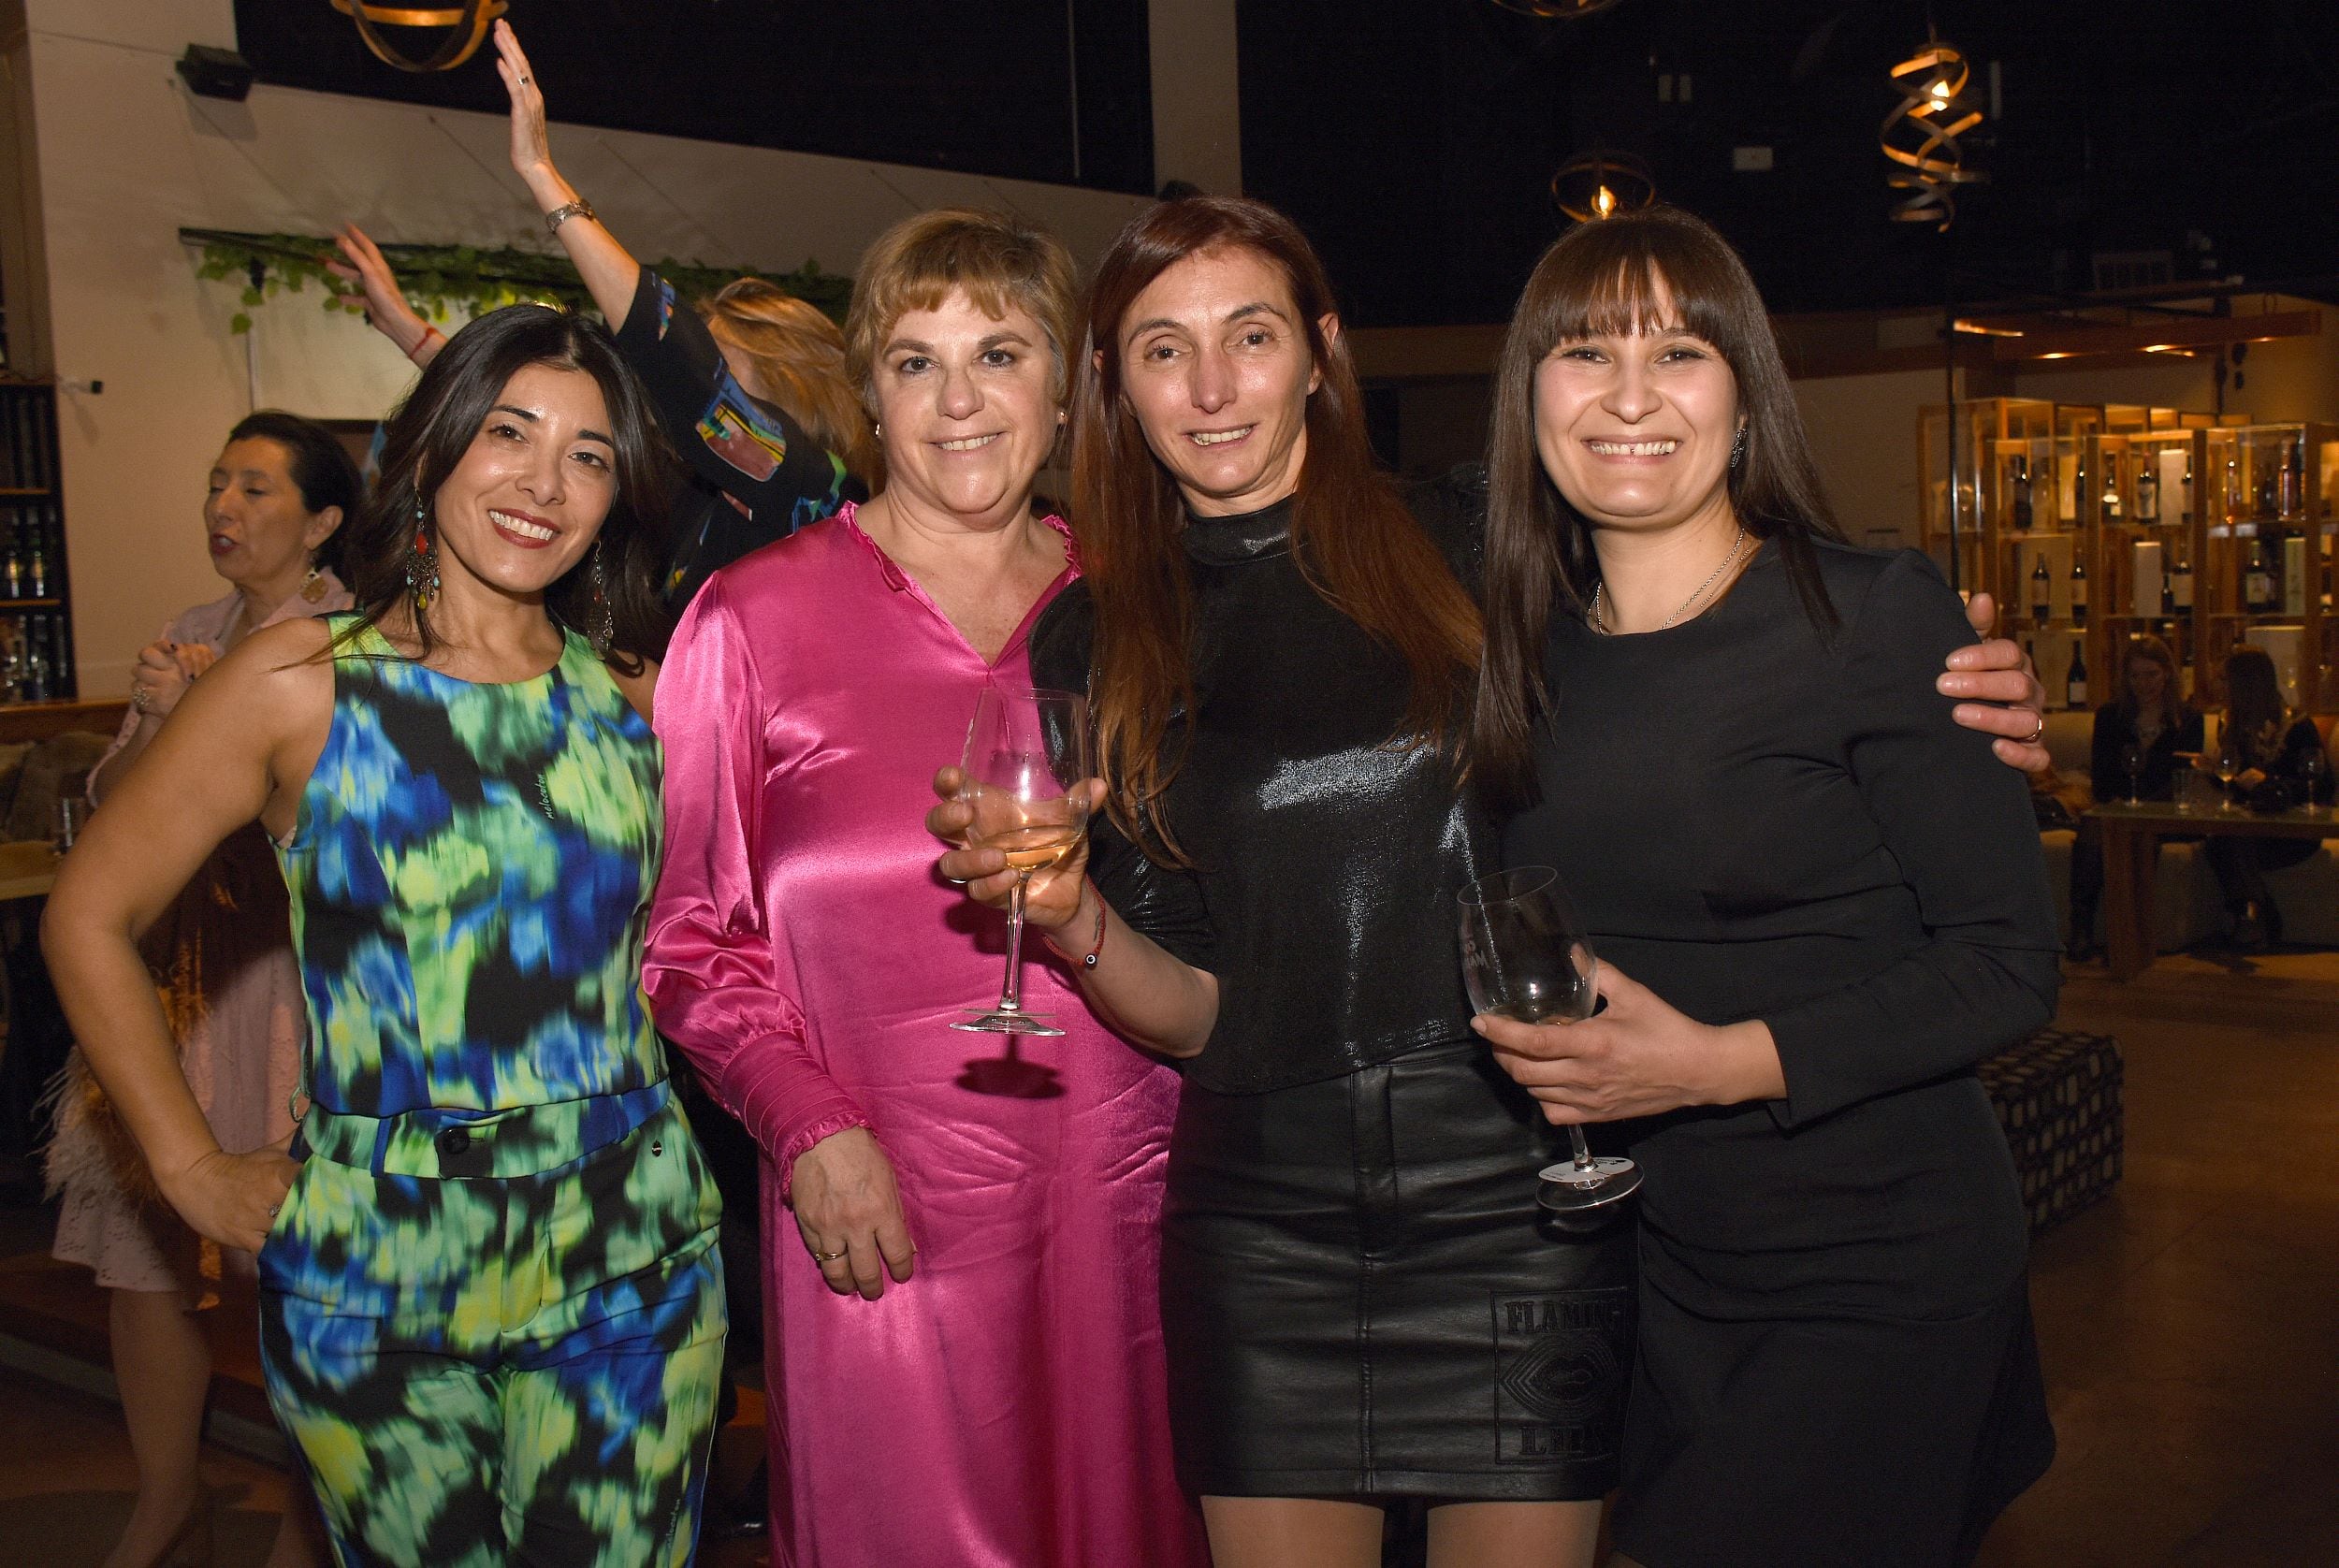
top-left (258, 1089), bottom-right (726, 1566)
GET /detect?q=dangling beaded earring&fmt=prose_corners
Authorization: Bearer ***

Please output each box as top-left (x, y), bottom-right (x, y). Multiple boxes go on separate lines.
top-left (299, 559), bottom-right (327, 603)
top-left (1729, 426), bottom-right (1748, 471)
top-left (405, 493), bottom-right (439, 613)
top-left (588, 540), bottom-right (614, 656)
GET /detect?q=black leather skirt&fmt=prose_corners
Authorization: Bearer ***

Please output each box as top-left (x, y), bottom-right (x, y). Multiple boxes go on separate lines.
top-left (1161, 1039), bottom-right (1636, 1502)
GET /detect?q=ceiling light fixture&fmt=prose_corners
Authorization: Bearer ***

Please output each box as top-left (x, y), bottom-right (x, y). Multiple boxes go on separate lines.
top-left (1881, 37), bottom-right (1987, 230)
top-left (331, 0), bottom-right (506, 73)
top-left (1551, 150), bottom-right (1656, 225)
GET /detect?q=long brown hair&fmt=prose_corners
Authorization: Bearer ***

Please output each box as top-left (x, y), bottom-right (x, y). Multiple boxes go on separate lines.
top-left (342, 305), bottom-right (676, 674)
top-left (2117, 633), bottom-right (2186, 733)
top-left (1075, 196), bottom-right (1483, 856)
top-left (1474, 204), bottom-right (1846, 807)
top-left (2222, 645), bottom-right (2290, 764)
top-left (703, 278), bottom-right (883, 490)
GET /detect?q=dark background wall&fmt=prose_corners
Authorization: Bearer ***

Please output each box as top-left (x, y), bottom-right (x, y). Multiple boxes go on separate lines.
top-left (1237, 0), bottom-right (2339, 327)
top-left (232, 0), bottom-right (1155, 195)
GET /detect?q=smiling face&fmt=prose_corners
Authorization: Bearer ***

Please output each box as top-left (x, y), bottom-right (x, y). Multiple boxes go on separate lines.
top-left (2127, 653), bottom-right (2169, 708)
top-left (203, 436), bottom-right (340, 596)
top-left (869, 287), bottom-right (1057, 527)
top-left (1116, 245), bottom-right (1329, 518)
top-left (1532, 276), bottom-right (1742, 538)
top-left (428, 361), bottom-right (617, 603)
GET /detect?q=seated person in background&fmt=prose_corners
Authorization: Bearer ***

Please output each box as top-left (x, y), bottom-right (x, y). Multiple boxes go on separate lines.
top-left (2067, 634), bottom-right (2203, 959)
top-left (2201, 646), bottom-right (2336, 951)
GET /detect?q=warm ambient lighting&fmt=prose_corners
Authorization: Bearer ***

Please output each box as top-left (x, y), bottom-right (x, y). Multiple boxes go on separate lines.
top-left (1953, 319), bottom-right (2027, 338)
top-left (1882, 38), bottom-right (1987, 230)
top-left (330, 0), bottom-right (506, 72)
top-left (1551, 150), bottom-right (1655, 225)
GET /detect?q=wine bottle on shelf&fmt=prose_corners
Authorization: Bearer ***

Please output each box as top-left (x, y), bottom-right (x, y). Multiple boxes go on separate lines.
top-left (2101, 453), bottom-right (2123, 521)
top-left (2066, 639), bottom-right (2089, 710)
top-left (2070, 554), bottom-right (2089, 627)
top-left (2136, 457), bottom-right (2160, 523)
top-left (2029, 554), bottom-right (2053, 621)
top-left (2170, 548), bottom-right (2195, 612)
top-left (2, 522), bottom-right (22, 600)
top-left (26, 532), bottom-right (47, 600)
top-left (2009, 456), bottom-right (2034, 532)
top-left (2245, 538), bottom-right (2276, 613)
top-left (46, 612), bottom-right (72, 698)
top-left (2226, 455), bottom-right (2245, 524)
top-left (2277, 437), bottom-right (2304, 520)
top-left (22, 617), bottom-right (50, 703)
top-left (2180, 451), bottom-right (2195, 523)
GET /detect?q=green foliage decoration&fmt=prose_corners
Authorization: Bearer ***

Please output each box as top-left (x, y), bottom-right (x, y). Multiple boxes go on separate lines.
top-left (180, 228), bottom-right (852, 335)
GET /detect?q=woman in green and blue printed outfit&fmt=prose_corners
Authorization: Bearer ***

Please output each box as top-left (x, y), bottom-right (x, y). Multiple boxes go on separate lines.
top-left (45, 304), bottom-right (725, 1565)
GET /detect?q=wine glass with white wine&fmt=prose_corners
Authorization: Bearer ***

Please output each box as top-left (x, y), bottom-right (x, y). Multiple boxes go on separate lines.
top-left (1458, 865), bottom-right (1642, 1231)
top-left (952, 685), bottom-right (1092, 1037)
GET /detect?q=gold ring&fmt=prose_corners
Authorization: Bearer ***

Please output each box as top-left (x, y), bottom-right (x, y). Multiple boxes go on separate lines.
top-left (809, 1248), bottom-right (847, 1263)
top-left (2022, 716), bottom-right (2046, 745)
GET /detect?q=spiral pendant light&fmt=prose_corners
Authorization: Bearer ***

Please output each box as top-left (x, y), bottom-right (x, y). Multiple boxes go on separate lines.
top-left (330, 0), bottom-right (507, 73)
top-left (1881, 38), bottom-right (1987, 230)
top-left (1551, 151), bottom-right (1656, 225)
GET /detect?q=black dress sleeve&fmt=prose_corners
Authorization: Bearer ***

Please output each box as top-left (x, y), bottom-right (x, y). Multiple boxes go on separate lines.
top-left (1028, 587), bottom-right (1216, 971)
top-left (611, 269), bottom-right (858, 594)
top-left (2089, 704), bottom-right (2126, 794)
top-left (1762, 552), bottom-right (2061, 1127)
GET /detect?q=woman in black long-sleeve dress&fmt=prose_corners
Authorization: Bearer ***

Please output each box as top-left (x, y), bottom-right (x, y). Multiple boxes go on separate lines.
top-left (1473, 207), bottom-right (2059, 1568)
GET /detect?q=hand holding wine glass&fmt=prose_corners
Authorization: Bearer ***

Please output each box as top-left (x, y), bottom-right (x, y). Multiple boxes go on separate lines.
top-left (1458, 865), bottom-right (1641, 1228)
top-left (952, 686), bottom-right (1092, 1037)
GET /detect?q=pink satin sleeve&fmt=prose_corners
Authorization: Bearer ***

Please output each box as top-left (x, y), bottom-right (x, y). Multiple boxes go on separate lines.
top-left (644, 578), bottom-right (873, 1196)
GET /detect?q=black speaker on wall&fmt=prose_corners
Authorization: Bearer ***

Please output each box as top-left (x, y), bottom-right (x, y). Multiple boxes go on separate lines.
top-left (176, 44), bottom-right (256, 102)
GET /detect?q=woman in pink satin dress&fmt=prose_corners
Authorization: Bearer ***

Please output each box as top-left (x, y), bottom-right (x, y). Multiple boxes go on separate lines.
top-left (643, 210), bottom-right (1208, 1568)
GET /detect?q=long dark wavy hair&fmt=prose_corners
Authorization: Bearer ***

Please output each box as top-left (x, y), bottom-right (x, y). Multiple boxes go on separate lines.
top-left (224, 410), bottom-right (361, 579)
top-left (1473, 204), bottom-right (1847, 807)
top-left (1074, 196), bottom-right (1483, 859)
top-left (339, 305), bottom-right (676, 673)
top-left (2222, 646), bottom-right (2291, 765)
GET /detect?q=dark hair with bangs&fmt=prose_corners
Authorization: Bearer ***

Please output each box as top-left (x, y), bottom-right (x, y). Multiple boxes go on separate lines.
top-left (1473, 204), bottom-right (1846, 807)
top-left (1074, 195), bottom-right (1483, 860)
top-left (340, 304), bottom-right (676, 674)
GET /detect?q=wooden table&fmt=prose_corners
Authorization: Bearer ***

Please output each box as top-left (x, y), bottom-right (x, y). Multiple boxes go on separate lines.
top-left (0, 840), bottom-right (58, 903)
top-left (2091, 801), bottom-right (2339, 980)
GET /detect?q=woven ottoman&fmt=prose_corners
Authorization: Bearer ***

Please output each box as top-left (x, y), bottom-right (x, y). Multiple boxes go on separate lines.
top-left (1977, 1028), bottom-right (2125, 1235)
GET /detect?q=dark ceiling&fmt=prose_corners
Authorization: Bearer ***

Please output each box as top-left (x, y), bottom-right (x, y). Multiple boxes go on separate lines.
top-left (1238, 0), bottom-right (2339, 327)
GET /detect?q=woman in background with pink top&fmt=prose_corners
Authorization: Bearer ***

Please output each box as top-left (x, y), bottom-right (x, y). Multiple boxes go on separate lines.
top-left (47, 411), bottom-right (355, 1568)
top-left (642, 208), bottom-right (1210, 1567)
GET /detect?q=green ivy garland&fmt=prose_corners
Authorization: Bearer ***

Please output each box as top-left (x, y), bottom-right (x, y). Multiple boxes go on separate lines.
top-left (179, 227), bottom-right (852, 335)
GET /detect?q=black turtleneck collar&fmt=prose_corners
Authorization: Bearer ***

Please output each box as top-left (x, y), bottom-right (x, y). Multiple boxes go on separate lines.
top-left (1183, 494), bottom-right (1296, 565)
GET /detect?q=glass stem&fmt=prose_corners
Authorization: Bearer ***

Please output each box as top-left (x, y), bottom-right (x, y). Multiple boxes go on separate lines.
top-left (1568, 1125), bottom-right (1595, 1171)
top-left (995, 872), bottom-right (1033, 1013)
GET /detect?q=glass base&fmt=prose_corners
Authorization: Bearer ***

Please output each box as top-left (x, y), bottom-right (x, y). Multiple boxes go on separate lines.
top-left (1536, 1155), bottom-right (1643, 1212)
top-left (952, 1009), bottom-right (1067, 1038)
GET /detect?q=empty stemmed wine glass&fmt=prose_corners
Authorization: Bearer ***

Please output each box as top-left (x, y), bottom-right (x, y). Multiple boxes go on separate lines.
top-left (1458, 865), bottom-right (1642, 1229)
top-left (952, 685), bottom-right (1092, 1037)
top-left (2119, 741), bottom-right (2146, 806)
top-left (2213, 733), bottom-right (2245, 814)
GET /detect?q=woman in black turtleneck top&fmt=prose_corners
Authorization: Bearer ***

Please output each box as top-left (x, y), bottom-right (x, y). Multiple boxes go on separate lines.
top-left (933, 197), bottom-right (2048, 1568)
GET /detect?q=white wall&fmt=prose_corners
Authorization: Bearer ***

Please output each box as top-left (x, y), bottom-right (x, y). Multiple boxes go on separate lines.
top-left (1792, 369), bottom-right (1958, 552)
top-left (16, 1), bottom-right (1163, 695)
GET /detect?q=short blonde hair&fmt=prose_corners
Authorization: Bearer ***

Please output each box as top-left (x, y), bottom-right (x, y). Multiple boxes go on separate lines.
top-left (703, 279), bottom-right (880, 489)
top-left (844, 209), bottom-right (1079, 413)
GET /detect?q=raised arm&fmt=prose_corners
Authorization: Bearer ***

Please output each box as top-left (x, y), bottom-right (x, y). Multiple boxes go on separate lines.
top-left (494, 21), bottom-right (642, 332)
top-left (40, 619), bottom-right (330, 1252)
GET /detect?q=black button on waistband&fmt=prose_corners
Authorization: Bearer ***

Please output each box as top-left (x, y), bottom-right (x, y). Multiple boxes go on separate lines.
top-left (436, 1127), bottom-right (472, 1156)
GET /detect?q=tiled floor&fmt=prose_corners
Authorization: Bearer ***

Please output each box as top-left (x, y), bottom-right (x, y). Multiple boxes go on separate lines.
top-left (2, 950), bottom-right (2333, 1566)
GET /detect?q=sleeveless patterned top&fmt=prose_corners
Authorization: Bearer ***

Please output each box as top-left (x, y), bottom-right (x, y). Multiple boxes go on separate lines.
top-left (278, 617), bottom-right (665, 1117)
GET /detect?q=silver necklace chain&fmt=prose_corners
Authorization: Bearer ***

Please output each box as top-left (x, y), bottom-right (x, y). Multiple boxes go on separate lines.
top-left (1588, 522), bottom-right (1748, 635)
